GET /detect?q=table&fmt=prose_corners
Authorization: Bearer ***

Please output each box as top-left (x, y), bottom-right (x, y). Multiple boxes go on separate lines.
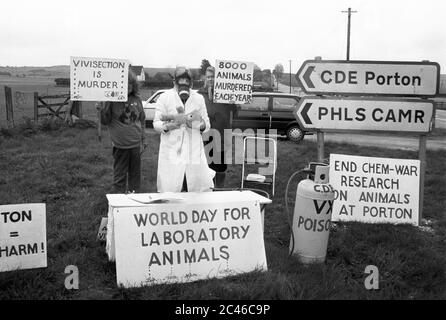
top-left (105, 190), bottom-right (272, 261)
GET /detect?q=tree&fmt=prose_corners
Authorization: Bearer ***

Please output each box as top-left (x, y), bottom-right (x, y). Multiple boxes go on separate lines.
top-left (273, 63), bottom-right (284, 80)
top-left (200, 59), bottom-right (211, 75)
top-left (273, 63), bottom-right (284, 89)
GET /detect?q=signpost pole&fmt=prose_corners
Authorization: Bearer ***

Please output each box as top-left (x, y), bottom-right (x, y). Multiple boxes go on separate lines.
top-left (314, 56), bottom-right (324, 162)
top-left (418, 134), bottom-right (426, 225)
top-left (317, 131), bottom-right (325, 163)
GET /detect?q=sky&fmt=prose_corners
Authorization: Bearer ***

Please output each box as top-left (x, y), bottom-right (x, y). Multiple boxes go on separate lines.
top-left (1, 0), bottom-right (446, 73)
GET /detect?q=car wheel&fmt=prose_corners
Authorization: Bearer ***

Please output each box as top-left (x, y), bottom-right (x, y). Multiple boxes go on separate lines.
top-left (286, 125), bottom-right (304, 142)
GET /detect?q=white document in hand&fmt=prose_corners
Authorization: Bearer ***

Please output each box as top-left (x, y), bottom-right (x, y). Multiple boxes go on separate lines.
top-left (126, 193), bottom-right (185, 204)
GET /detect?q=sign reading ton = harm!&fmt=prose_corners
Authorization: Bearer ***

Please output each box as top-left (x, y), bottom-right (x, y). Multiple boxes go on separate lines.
top-left (0, 203), bottom-right (47, 272)
top-left (294, 97), bottom-right (434, 133)
top-left (214, 60), bottom-right (254, 104)
top-left (296, 60), bottom-right (440, 96)
top-left (70, 56), bottom-right (130, 102)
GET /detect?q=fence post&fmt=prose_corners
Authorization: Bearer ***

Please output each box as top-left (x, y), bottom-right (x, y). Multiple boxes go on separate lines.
top-left (34, 92), bottom-right (39, 123)
top-left (4, 86), bottom-right (14, 128)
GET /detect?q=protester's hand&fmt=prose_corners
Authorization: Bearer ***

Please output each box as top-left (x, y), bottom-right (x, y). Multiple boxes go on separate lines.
top-left (164, 122), bottom-right (181, 132)
top-left (161, 114), bottom-right (187, 125)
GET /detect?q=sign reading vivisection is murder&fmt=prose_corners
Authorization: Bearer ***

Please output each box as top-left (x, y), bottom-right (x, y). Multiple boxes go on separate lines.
top-left (70, 56), bottom-right (129, 101)
top-left (113, 201), bottom-right (267, 288)
top-left (296, 60), bottom-right (440, 96)
top-left (214, 60), bottom-right (253, 104)
top-left (0, 203), bottom-right (47, 272)
top-left (294, 96), bottom-right (434, 133)
top-left (329, 154), bottom-right (420, 225)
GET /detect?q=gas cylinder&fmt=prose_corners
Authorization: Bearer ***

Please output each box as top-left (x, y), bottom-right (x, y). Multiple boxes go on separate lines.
top-left (289, 163), bottom-right (335, 263)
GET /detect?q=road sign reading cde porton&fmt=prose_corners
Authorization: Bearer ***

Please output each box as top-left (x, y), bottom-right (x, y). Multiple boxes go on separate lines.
top-left (296, 60), bottom-right (440, 96)
top-left (294, 96), bottom-right (435, 133)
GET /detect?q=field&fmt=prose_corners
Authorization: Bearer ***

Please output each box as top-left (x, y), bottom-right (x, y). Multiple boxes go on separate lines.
top-left (0, 122), bottom-right (445, 300)
top-left (0, 75), bottom-right (162, 127)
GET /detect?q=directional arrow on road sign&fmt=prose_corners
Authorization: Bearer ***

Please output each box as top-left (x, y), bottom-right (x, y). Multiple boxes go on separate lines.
top-left (295, 60), bottom-right (440, 97)
top-left (294, 96), bottom-right (435, 133)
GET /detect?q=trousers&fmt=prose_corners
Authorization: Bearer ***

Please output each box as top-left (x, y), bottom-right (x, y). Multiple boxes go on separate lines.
top-left (112, 146), bottom-right (141, 193)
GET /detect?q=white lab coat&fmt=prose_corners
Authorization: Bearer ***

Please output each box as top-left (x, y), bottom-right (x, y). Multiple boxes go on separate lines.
top-left (153, 88), bottom-right (215, 192)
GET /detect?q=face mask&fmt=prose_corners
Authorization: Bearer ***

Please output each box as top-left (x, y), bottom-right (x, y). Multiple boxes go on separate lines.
top-left (178, 84), bottom-right (190, 103)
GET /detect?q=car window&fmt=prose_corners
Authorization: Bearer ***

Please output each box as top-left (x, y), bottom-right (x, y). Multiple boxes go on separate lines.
top-left (272, 97), bottom-right (298, 111)
top-left (149, 92), bottom-right (164, 104)
top-left (241, 97), bottom-right (269, 111)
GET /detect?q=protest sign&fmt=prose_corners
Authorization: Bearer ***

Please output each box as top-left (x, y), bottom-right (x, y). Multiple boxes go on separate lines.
top-left (113, 201), bottom-right (267, 288)
top-left (0, 203), bottom-right (47, 272)
top-left (97, 217), bottom-right (108, 242)
top-left (214, 60), bottom-right (253, 104)
top-left (329, 154), bottom-right (420, 225)
top-left (70, 56), bottom-right (129, 101)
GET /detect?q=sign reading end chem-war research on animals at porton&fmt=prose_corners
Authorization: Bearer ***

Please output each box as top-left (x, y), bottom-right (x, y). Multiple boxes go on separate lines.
top-left (113, 201), bottom-right (267, 288)
top-left (0, 204), bottom-right (47, 272)
top-left (70, 56), bottom-right (129, 101)
top-left (329, 154), bottom-right (420, 225)
top-left (214, 60), bottom-right (253, 104)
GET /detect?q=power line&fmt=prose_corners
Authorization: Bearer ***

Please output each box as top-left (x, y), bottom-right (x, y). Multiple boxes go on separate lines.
top-left (341, 8), bottom-right (358, 61)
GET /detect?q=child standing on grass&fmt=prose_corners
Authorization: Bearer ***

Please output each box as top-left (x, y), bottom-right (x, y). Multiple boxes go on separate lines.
top-left (98, 71), bottom-right (146, 193)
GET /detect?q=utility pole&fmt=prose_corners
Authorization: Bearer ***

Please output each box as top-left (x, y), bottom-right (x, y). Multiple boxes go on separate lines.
top-left (342, 7), bottom-right (357, 61)
top-left (289, 60), bottom-right (292, 93)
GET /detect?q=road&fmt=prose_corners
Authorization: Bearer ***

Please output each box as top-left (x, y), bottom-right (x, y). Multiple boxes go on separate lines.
top-left (436, 109), bottom-right (446, 129)
top-left (306, 132), bottom-right (446, 151)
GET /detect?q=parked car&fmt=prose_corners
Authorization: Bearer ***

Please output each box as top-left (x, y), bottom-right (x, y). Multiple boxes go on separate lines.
top-left (232, 92), bottom-right (311, 142)
top-left (143, 89), bottom-right (167, 127)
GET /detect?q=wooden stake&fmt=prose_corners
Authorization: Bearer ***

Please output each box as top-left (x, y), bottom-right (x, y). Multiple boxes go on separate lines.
top-left (97, 102), bottom-right (103, 142)
top-left (418, 134), bottom-right (427, 226)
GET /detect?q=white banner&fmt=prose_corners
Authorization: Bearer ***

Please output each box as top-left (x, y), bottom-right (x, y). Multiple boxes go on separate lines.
top-left (0, 203), bottom-right (47, 272)
top-left (214, 60), bottom-right (253, 104)
top-left (114, 200), bottom-right (267, 288)
top-left (329, 154), bottom-right (420, 225)
top-left (70, 56), bottom-right (129, 101)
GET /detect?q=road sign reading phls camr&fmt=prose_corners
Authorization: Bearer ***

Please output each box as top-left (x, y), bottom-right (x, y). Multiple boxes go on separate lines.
top-left (294, 96), bottom-right (434, 133)
top-left (296, 60), bottom-right (440, 96)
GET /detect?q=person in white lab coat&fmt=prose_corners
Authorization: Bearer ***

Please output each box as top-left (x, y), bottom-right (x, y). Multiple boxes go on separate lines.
top-left (153, 66), bottom-right (215, 192)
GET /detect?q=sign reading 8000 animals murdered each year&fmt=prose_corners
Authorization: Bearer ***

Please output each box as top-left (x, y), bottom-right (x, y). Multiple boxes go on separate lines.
top-left (214, 60), bottom-right (254, 104)
top-left (70, 56), bottom-right (129, 102)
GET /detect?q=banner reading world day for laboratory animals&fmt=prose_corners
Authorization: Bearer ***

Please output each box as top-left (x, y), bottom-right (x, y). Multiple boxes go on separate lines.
top-left (329, 154), bottom-right (420, 226)
top-left (113, 201), bottom-right (267, 288)
top-left (0, 203), bottom-right (47, 272)
top-left (214, 60), bottom-right (253, 104)
top-left (70, 56), bottom-right (129, 102)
